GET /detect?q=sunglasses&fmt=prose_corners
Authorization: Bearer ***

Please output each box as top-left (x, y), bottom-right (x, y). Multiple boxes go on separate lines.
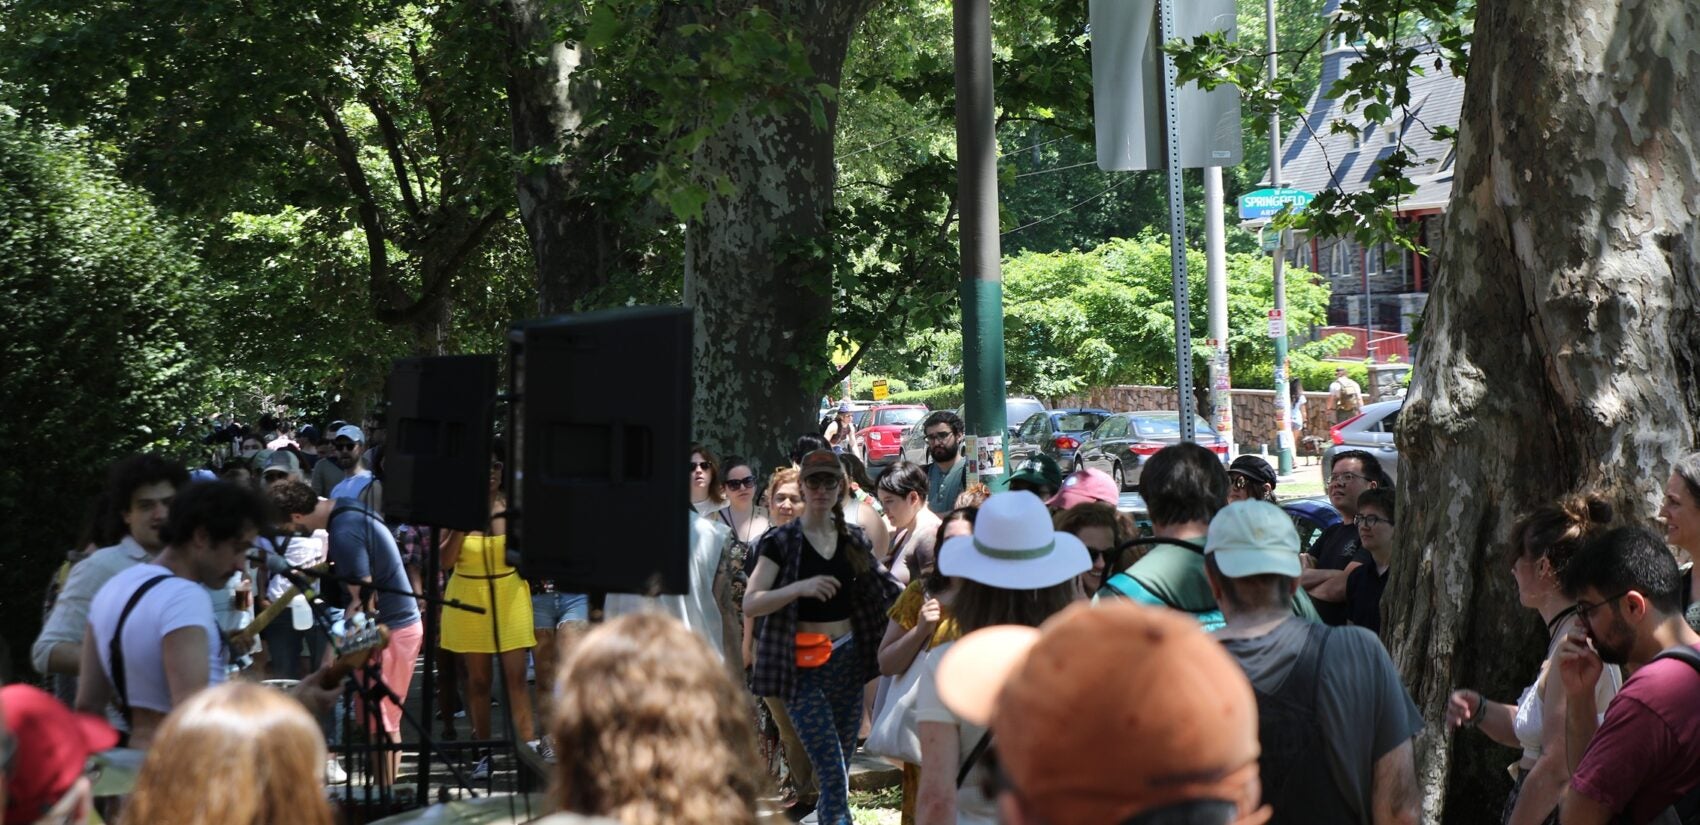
top-left (263, 471), bottom-right (291, 479)
top-left (724, 477), bottom-right (757, 490)
top-left (689, 461), bottom-right (713, 471)
top-left (334, 440), bottom-right (357, 451)
top-left (802, 475), bottom-right (842, 491)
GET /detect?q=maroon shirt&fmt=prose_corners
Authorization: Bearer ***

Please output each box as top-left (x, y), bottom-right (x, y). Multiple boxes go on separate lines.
top-left (1571, 643), bottom-right (1700, 823)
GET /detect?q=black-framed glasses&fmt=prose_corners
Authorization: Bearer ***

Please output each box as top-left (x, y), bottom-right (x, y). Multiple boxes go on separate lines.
top-left (724, 477), bottom-right (758, 491)
top-left (1085, 546), bottom-right (1112, 562)
top-left (802, 475), bottom-right (842, 491)
top-left (1331, 471), bottom-right (1369, 485)
top-left (1354, 514), bottom-right (1394, 528)
top-left (924, 431), bottom-right (956, 442)
top-left (688, 461), bottom-right (713, 471)
top-left (1577, 589), bottom-right (1633, 625)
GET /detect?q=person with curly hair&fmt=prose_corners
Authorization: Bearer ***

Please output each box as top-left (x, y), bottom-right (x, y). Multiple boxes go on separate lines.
top-left (120, 682), bottom-right (335, 825)
top-left (546, 612), bottom-right (765, 825)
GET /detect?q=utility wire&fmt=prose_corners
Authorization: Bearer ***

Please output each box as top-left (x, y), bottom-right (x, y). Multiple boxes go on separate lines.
top-left (1013, 159), bottom-right (1099, 178)
top-left (1001, 174), bottom-right (1132, 236)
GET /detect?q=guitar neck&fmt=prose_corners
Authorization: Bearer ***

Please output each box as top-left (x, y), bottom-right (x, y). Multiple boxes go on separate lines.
top-left (229, 585), bottom-right (301, 647)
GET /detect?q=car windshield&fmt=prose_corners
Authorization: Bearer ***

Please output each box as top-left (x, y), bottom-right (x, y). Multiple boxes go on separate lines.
top-left (1007, 399), bottom-right (1045, 424)
top-left (852, 411), bottom-right (870, 428)
top-left (876, 408), bottom-right (925, 427)
top-left (1053, 412), bottom-right (1106, 432)
top-left (1129, 414), bottom-right (1219, 438)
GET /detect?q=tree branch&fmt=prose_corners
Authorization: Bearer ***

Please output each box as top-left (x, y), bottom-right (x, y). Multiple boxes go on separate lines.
top-left (391, 207), bottom-right (509, 320)
top-left (365, 93), bottom-right (423, 219)
top-left (312, 93), bottom-right (395, 316)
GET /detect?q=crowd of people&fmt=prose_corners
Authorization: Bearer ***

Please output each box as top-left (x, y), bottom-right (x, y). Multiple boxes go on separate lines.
top-left (4, 407), bottom-right (1700, 825)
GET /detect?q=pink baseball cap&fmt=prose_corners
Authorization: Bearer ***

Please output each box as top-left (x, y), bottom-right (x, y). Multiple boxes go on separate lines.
top-left (1046, 468), bottom-right (1119, 510)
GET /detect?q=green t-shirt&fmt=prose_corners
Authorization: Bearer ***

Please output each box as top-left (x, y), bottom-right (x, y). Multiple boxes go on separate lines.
top-left (1098, 541), bottom-right (1321, 632)
top-left (926, 460), bottom-right (967, 515)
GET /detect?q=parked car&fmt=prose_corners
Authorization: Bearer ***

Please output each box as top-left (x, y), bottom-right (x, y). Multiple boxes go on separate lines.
top-left (1281, 496), bottom-right (1344, 555)
top-left (860, 404), bottom-right (929, 468)
top-left (1073, 411), bottom-right (1231, 491)
top-left (1009, 408), bottom-right (1112, 473)
top-left (899, 397), bottom-right (1049, 465)
top-left (1320, 399), bottom-right (1402, 486)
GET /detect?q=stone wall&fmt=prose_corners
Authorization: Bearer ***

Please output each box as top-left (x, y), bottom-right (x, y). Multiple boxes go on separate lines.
top-left (1056, 385), bottom-right (1337, 454)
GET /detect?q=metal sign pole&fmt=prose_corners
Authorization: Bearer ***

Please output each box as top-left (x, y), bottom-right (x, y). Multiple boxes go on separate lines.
top-left (1267, 0), bottom-right (1294, 475)
top-left (1159, 0), bottom-right (1195, 440)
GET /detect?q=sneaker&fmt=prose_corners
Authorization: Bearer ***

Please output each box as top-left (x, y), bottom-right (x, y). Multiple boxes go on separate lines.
top-left (797, 812), bottom-right (819, 825)
top-left (324, 757), bottom-right (348, 784)
top-left (471, 755), bottom-right (492, 782)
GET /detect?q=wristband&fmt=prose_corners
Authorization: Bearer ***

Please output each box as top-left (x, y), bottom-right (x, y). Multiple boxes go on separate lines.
top-left (1467, 692), bottom-right (1485, 728)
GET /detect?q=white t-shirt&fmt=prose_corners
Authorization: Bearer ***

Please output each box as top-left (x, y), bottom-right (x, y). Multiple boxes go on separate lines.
top-left (605, 512), bottom-right (727, 660)
top-left (88, 563), bottom-right (226, 715)
top-left (915, 641), bottom-right (997, 825)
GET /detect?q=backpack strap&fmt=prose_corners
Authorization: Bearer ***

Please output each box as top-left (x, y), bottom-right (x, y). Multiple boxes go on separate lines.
top-left (109, 574), bottom-right (173, 728)
top-left (958, 731), bottom-right (992, 788)
top-left (1648, 647), bottom-right (1700, 825)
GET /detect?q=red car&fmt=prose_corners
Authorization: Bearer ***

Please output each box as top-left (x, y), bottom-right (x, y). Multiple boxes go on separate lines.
top-left (857, 404), bottom-right (929, 468)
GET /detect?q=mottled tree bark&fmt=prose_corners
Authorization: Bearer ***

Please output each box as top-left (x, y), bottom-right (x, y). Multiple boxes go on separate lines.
top-left (1385, 1), bottom-right (1700, 821)
top-left (686, 1), bottom-right (880, 472)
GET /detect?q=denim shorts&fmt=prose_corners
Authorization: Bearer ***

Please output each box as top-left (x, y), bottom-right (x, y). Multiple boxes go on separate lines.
top-left (531, 590), bottom-right (590, 629)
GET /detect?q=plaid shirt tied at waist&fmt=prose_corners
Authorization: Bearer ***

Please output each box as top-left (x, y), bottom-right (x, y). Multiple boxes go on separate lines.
top-left (749, 519), bottom-right (901, 702)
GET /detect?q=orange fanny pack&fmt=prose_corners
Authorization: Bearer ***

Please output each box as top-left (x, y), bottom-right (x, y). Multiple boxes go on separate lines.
top-left (795, 632), bottom-right (833, 668)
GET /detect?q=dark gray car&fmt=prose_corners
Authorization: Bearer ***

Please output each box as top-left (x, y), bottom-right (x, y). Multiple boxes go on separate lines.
top-left (1073, 411), bottom-right (1230, 491)
top-left (1009, 408), bottom-right (1111, 473)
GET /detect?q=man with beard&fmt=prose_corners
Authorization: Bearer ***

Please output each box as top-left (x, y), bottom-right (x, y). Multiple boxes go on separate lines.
top-left (1556, 526), bottom-right (1700, 824)
top-left (311, 424), bottom-right (359, 496)
top-left (76, 482), bottom-right (270, 749)
top-left (33, 455), bottom-right (189, 679)
top-left (922, 411), bottom-right (967, 515)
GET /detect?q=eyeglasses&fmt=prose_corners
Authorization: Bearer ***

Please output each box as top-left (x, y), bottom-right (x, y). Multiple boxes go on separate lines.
top-left (724, 477), bottom-right (757, 491)
top-left (1330, 471), bottom-right (1370, 485)
top-left (334, 440), bottom-right (357, 451)
top-left (688, 461), bottom-right (713, 471)
top-left (1354, 514), bottom-right (1394, 528)
top-left (1230, 474), bottom-right (1250, 490)
top-left (1085, 546), bottom-right (1112, 562)
top-left (263, 471), bottom-right (291, 480)
top-left (802, 475), bottom-right (842, 491)
top-left (924, 431), bottom-right (956, 443)
top-left (1576, 589), bottom-right (1633, 625)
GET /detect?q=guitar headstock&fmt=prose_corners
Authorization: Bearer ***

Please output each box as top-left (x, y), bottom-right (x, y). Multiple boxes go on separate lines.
top-left (316, 623), bottom-right (393, 689)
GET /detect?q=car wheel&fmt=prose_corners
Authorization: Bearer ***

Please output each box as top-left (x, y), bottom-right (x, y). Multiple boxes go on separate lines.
top-left (1112, 461), bottom-right (1127, 492)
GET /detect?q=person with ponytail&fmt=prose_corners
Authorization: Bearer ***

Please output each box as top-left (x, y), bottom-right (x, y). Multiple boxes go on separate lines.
top-left (1444, 494), bottom-right (1621, 825)
top-left (744, 450), bottom-right (900, 825)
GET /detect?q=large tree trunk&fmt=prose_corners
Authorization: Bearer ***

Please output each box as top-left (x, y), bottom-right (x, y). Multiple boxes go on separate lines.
top-left (1385, 1), bottom-right (1700, 821)
top-left (686, 1), bottom-right (880, 472)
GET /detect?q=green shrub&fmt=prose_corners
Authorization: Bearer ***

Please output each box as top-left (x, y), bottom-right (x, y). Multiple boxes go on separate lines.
top-left (886, 383), bottom-right (963, 410)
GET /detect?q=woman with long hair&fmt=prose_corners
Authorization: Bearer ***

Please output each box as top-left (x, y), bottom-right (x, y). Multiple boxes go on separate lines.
top-left (745, 450), bottom-right (900, 825)
top-left (440, 444), bottom-right (538, 779)
top-left (120, 683), bottom-right (335, 825)
top-left (876, 505), bottom-right (976, 825)
top-left (691, 444), bottom-right (728, 518)
top-left (1661, 452), bottom-right (1700, 630)
top-left (1444, 495), bottom-right (1621, 825)
top-left (915, 492), bottom-right (1086, 825)
top-left (1052, 502), bottom-right (1134, 596)
top-left (547, 612), bottom-right (764, 825)
top-left (714, 455), bottom-right (768, 669)
top-left (837, 452), bottom-right (890, 556)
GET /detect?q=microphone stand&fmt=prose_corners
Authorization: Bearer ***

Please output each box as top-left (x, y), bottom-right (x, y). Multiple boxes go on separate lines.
top-left (271, 564), bottom-right (485, 814)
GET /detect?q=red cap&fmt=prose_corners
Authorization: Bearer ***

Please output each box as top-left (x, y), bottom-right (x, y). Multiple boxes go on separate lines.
top-left (3, 685), bottom-right (118, 824)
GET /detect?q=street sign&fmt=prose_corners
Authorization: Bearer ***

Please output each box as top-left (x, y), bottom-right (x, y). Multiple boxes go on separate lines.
top-left (1089, 0), bottom-right (1243, 171)
top-left (872, 379), bottom-right (889, 401)
top-left (1260, 226), bottom-right (1280, 252)
top-left (1238, 187), bottom-right (1314, 221)
top-left (1267, 309), bottom-right (1285, 338)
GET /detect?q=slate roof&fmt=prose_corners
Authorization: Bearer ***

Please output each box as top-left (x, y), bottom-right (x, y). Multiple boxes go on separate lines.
top-left (1267, 40), bottom-right (1464, 213)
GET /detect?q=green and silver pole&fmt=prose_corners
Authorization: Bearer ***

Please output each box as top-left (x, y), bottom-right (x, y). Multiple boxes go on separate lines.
top-left (954, 0), bottom-right (1007, 489)
top-left (1267, 0), bottom-right (1294, 475)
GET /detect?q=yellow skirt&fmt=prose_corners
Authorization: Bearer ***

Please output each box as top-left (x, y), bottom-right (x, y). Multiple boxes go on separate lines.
top-left (440, 535), bottom-right (537, 654)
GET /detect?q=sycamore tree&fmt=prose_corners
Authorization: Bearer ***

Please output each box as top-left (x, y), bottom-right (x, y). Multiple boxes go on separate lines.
top-left (1176, 1), bottom-right (1700, 820)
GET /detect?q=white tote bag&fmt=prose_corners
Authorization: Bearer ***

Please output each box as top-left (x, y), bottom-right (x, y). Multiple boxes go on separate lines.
top-left (864, 647), bottom-right (928, 765)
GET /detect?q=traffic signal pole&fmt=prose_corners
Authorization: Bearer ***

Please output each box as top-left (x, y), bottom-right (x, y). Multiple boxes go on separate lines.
top-left (954, 0), bottom-right (1008, 489)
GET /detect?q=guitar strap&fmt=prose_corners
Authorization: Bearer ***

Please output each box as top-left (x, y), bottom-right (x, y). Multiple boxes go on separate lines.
top-left (110, 575), bottom-right (172, 729)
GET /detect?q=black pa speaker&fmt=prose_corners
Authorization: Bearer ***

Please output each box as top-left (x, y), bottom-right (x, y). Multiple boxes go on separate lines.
top-left (383, 355), bottom-right (498, 531)
top-left (508, 307), bottom-right (691, 595)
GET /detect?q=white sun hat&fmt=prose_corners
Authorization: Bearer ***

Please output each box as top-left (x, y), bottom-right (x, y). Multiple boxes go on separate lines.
top-left (938, 491), bottom-right (1092, 589)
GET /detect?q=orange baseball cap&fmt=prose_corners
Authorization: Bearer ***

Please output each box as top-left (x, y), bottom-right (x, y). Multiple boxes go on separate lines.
top-left (936, 602), bottom-right (1270, 825)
